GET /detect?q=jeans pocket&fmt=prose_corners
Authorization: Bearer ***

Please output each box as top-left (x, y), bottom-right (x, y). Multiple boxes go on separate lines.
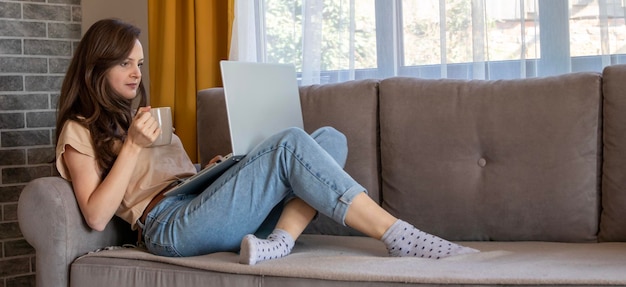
top-left (145, 237), bottom-right (182, 257)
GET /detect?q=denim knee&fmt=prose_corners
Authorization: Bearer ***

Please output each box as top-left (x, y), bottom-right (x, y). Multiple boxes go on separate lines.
top-left (310, 126), bottom-right (348, 167)
top-left (316, 126), bottom-right (347, 148)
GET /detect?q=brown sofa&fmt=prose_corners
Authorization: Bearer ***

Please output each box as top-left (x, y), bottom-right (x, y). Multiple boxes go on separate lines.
top-left (18, 65), bottom-right (626, 286)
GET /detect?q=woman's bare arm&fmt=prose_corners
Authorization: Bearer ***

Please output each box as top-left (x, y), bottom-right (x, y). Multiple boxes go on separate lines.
top-left (64, 108), bottom-right (160, 231)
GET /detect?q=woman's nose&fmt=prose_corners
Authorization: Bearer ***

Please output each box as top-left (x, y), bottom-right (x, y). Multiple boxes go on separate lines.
top-left (131, 66), bottom-right (142, 79)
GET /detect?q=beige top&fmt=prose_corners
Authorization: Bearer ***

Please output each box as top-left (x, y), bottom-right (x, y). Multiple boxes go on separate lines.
top-left (55, 120), bottom-right (197, 230)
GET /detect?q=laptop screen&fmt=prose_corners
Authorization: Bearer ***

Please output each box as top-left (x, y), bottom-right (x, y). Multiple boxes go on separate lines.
top-left (220, 61), bottom-right (304, 156)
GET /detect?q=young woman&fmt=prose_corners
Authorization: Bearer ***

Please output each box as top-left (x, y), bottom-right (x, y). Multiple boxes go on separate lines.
top-left (56, 18), bottom-right (478, 265)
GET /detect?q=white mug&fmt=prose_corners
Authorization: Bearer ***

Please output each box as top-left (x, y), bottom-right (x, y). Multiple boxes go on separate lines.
top-left (149, 107), bottom-right (173, 147)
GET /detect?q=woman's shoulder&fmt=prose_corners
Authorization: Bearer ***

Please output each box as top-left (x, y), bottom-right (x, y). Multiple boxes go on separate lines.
top-left (57, 118), bottom-right (93, 150)
top-left (59, 118), bottom-right (89, 136)
top-left (56, 118), bottom-right (96, 180)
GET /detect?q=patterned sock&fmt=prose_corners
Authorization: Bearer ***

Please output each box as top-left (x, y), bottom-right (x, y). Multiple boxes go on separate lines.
top-left (239, 229), bottom-right (295, 265)
top-left (381, 220), bottom-right (479, 259)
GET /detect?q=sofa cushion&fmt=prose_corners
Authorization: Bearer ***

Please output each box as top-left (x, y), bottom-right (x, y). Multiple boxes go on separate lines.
top-left (379, 73), bottom-right (602, 242)
top-left (197, 79), bottom-right (379, 236)
top-left (197, 80), bottom-right (380, 199)
top-left (72, 237), bottom-right (626, 286)
top-left (197, 88), bottom-right (232, 166)
top-left (299, 79), bottom-right (379, 236)
top-left (298, 79), bottom-right (380, 203)
top-left (599, 64), bottom-right (626, 241)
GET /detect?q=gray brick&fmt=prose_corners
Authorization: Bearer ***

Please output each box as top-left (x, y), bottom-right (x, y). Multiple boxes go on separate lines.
top-left (1, 130), bottom-right (50, 147)
top-left (72, 6), bottom-right (82, 22)
top-left (49, 0), bottom-right (81, 4)
top-left (6, 275), bottom-right (36, 287)
top-left (0, 94), bottom-right (48, 111)
top-left (52, 164), bottom-right (59, 176)
top-left (0, 113), bottom-right (25, 129)
top-left (0, 20), bottom-right (46, 38)
top-left (26, 111), bottom-right (55, 128)
top-left (0, 39), bottom-right (22, 55)
top-left (0, 76), bottom-right (23, 92)
top-left (49, 57), bottom-right (70, 74)
top-left (0, 149), bottom-right (26, 166)
top-left (4, 239), bottom-right (34, 257)
top-left (49, 22), bottom-right (81, 39)
top-left (0, 2), bottom-right (21, 19)
top-left (27, 147), bottom-right (54, 164)
top-left (0, 57), bottom-right (47, 73)
top-left (24, 75), bottom-right (63, 92)
top-left (24, 39), bottom-right (71, 56)
top-left (0, 185), bottom-right (22, 203)
top-left (0, 222), bottom-right (21, 240)
top-left (0, 257), bottom-right (30, 277)
top-left (71, 40), bottom-right (80, 53)
top-left (2, 166), bottom-right (52, 184)
top-left (3, 203), bottom-right (17, 221)
top-left (50, 93), bottom-right (59, 109)
top-left (23, 4), bottom-right (71, 22)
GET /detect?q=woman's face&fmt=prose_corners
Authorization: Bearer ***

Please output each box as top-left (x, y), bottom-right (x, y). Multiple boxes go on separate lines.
top-left (106, 39), bottom-right (144, 100)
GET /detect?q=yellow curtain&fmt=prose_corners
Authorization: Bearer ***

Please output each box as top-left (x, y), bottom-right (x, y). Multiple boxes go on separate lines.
top-left (148, 0), bottom-right (234, 162)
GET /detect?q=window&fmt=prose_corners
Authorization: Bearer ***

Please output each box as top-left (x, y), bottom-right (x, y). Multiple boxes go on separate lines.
top-left (231, 0), bottom-right (626, 84)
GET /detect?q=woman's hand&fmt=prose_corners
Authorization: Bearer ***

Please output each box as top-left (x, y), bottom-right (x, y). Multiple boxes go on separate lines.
top-left (205, 155), bottom-right (225, 169)
top-left (126, 106), bottom-right (161, 148)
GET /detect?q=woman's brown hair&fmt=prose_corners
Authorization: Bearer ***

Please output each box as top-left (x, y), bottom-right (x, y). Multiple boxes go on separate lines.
top-left (56, 18), bottom-right (147, 177)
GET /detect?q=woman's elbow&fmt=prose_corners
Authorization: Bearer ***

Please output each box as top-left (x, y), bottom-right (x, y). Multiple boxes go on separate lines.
top-left (90, 223), bottom-right (107, 232)
top-left (84, 216), bottom-right (109, 232)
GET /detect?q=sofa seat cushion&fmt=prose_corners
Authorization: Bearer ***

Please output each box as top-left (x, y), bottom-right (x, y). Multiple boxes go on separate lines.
top-left (72, 235), bottom-right (626, 286)
top-left (379, 73), bottom-right (602, 242)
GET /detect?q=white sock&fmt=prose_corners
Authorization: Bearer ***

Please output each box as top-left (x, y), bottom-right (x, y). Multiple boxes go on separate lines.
top-left (381, 220), bottom-right (479, 259)
top-left (239, 229), bottom-right (294, 265)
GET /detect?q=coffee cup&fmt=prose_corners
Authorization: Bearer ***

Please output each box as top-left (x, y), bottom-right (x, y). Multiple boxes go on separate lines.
top-left (149, 107), bottom-right (173, 147)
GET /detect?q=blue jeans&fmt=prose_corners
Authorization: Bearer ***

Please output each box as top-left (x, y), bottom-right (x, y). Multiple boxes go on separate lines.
top-left (141, 127), bottom-right (366, 257)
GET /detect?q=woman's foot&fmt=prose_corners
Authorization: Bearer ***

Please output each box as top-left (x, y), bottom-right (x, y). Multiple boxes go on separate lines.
top-left (381, 220), bottom-right (479, 259)
top-left (239, 229), bottom-right (294, 265)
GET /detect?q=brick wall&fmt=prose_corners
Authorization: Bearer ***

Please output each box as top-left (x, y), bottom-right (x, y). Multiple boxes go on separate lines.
top-left (0, 0), bottom-right (81, 286)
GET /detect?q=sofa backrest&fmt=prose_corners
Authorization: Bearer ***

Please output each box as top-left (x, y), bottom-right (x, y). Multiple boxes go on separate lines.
top-left (379, 73), bottom-right (602, 242)
top-left (198, 66), bottom-right (626, 242)
top-left (600, 64), bottom-right (626, 242)
top-left (197, 79), bottom-right (380, 235)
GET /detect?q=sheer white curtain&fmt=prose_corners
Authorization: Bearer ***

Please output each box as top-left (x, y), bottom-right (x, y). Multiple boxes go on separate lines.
top-left (230, 0), bottom-right (345, 85)
top-left (230, 0), bottom-right (626, 85)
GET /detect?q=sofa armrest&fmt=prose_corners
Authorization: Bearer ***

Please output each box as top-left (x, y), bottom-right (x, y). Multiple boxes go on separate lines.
top-left (18, 177), bottom-right (135, 287)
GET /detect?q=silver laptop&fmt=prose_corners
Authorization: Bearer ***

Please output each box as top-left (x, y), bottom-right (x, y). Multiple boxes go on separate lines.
top-left (164, 61), bottom-right (304, 196)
